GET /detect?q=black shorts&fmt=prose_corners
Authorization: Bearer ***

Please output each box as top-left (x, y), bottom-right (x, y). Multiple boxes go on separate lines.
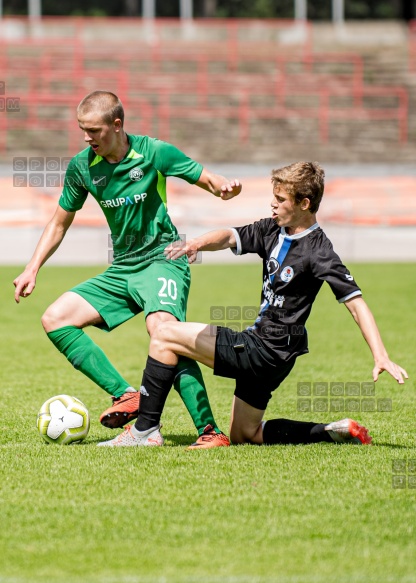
top-left (214, 326), bottom-right (296, 410)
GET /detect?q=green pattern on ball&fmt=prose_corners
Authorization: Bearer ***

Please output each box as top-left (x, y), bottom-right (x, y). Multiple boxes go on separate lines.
top-left (37, 394), bottom-right (90, 445)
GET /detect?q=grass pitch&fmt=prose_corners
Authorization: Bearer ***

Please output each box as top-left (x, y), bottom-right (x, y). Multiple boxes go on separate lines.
top-left (0, 262), bottom-right (415, 583)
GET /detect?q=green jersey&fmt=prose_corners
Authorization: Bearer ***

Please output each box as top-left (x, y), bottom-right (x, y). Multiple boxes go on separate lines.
top-left (59, 134), bottom-right (203, 264)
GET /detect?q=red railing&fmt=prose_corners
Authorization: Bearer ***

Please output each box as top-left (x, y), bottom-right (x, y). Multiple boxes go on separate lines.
top-left (0, 17), bottom-right (409, 155)
top-left (409, 19), bottom-right (416, 72)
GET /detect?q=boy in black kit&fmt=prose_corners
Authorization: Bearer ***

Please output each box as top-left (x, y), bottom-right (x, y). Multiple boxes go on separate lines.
top-left (98, 161), bottom-right (408, 448)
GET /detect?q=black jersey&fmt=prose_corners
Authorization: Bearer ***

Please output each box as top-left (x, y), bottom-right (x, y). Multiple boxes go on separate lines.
top-left (232, 219), bottom-right (362, 360)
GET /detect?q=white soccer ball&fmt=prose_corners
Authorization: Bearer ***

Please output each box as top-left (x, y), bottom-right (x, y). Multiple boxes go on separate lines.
top-left (37, 394), bottom-right (90, 445)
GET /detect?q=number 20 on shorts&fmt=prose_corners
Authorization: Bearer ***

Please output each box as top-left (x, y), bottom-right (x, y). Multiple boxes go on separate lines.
top-left (157, 277), bottom-right (178, 302)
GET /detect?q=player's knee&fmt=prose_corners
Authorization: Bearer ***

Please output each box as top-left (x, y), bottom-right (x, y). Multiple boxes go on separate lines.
top-left (41, 305), bottom-right (64, 333)
top-left (230, 421), bottom-right (262, 445)
top-left (229, 426), bottom-right (245, 444)
top-left (230, 423), bottom-right (251, 444)
top-left (151, 321), bottom-right (174, 343)
top-left (149, 322), bottom-right (169, 354)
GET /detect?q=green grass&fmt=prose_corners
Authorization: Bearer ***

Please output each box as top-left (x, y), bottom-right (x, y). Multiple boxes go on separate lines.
top-left (1, 263), bottom-right (415, 583)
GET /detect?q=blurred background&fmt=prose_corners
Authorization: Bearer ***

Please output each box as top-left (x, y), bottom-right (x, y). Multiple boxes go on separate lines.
top-left (1, 1), bottom-right (416, 264)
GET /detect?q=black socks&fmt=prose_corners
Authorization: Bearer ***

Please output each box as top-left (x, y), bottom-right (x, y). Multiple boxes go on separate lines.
top-left (262, 418), bottom-right (333, 445)
top-left (134, 356), bottom-right (176, 432)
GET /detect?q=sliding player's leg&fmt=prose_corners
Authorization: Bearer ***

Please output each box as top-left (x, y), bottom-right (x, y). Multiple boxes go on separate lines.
top-left (98, 320), bottom-right (228, 447)
top-left (147, 319), bottom-right (229, 448)
top-left (139, 260), bottom-right (228, 444)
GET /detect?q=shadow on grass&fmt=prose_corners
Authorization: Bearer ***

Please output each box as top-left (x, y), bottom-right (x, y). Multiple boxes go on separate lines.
top-left (373, 442), bottom-right (413, 449)
top-left (87, 433), bottom-right (197, 446)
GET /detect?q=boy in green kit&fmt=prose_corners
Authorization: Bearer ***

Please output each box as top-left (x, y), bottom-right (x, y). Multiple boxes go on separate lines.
top-left (14, 90), bottom-right (241, 448)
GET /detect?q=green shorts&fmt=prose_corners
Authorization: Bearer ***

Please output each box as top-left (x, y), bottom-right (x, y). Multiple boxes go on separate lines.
top-left (71, 257), bottom-right (191, 332)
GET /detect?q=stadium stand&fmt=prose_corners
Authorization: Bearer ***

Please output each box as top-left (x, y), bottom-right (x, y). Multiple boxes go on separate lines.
top-left (1, 17), bottom-right (416, 255)
top-left (0, 17), bottom-right (414, 163)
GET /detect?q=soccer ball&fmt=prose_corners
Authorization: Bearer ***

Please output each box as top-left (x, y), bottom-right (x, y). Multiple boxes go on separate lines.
top-left (37, 394), bottom-right (90, 445)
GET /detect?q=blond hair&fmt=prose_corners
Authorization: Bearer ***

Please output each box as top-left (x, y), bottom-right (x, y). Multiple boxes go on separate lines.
top-left (77, 91), bottom-right (124, 126)
top-left (271, 162), bottom-right (325, 213)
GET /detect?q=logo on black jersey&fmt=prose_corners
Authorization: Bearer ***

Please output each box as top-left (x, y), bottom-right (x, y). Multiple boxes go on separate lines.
top-left (129, 168), bottom-right (144, 182)
top-left (267, 258), bottom-right (280, 276)
top-left (345, 273), bottom-right (354, 281)
top-left (280, 266), bottom-right (294, 282)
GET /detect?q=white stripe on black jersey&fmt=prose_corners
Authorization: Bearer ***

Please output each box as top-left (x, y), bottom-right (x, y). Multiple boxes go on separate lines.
top-left (230, 219), bottom-right (362, 359)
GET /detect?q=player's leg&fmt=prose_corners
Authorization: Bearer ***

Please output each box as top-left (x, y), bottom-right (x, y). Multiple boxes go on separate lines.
top-left (146, 312), bottom-right (222, 434)
top-left (98, 319), bottom-right (224, 447)
top-left (229, 396), bottom-right (265, 444)
top-left (132, 260), bottom-right (227, 445)
top-left (147, 317), bottom-right (229, 448)
top-left (149, 332), bottom-right (333, 446)
top-left (226, 338), bottom-right (372, 446)
top-left (42, 272), bottom-right (141, 428)
top-left (135, 317), bottom-right (221, 436)
top-left (229, 397), bottom-right (372, 445)
top-left (42, 291), bottom-right (133, 397)
top-left (230, 371), bottom-right (333, 445)
top-left (148, 319), bottom-right (217, 368)
top-left (229, 391), bottom-right (331, 445)
top-left (263, 417), bottom-right (372, 444)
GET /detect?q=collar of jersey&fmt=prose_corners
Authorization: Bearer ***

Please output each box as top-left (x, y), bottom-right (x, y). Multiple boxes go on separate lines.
top-left (88, 135), bottom-right (143, 167)
top-left (281, 222), bottom-right (319, 240)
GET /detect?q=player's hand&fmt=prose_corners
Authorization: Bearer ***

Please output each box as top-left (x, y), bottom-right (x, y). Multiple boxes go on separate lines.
top-left (13, 269), bottom-right (37, 303)
top-left (164, 239), bottom-right (199, 263)
top-left (219, 179), bottom-right (242, 200)
top-left (373, 358), bottom-right (408, 384)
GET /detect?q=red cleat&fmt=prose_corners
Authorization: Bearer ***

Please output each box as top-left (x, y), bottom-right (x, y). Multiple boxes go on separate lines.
top-left (100, 391), bottom-right (141, 429)
top-left (325, 418), bottom-right (372, 445)
top-left (187, 424), bottom-right (230, 450)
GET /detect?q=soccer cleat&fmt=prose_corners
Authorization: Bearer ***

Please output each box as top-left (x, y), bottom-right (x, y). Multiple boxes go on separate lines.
top-left (325, 418), bottom-right (372, 445)
top-left (99, 391), bottom-right (141, 429)
top-left (97, 424), bottom-right (164, 447)
top-left (186, 424), bottom-right (231, 450)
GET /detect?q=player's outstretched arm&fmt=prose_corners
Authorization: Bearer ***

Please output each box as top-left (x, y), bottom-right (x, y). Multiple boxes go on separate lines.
top-left (165, 229), bottom-right (236, 263)
top-left (344, 296), bottom-right (408, 384)
top-left (196, 168), bottom-right (242, 200)
top-left (13, 205), bottom-right (76, 303)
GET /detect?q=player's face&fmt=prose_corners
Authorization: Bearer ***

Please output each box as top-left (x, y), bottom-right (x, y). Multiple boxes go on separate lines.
top-left (271, 187), bottom-right (300, 224)
top-left (271, 187), bottom-right (310, 233)
top-left (78, 111), bottom-right (121, 158)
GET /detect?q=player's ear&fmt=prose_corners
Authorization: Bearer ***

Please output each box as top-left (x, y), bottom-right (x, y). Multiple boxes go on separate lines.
top-left (300, 197), bottom-right (311, 211)
top-left (113, 118), bottom-right (122, 132)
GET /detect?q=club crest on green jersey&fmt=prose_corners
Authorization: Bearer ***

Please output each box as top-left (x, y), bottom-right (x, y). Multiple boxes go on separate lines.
top-left (129, 168), bottom-right (144, 181)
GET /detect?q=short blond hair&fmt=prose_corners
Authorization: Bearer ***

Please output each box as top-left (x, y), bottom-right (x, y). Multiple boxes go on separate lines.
top-left (271, 162), bottom-right (324, 213)
top-left (77, 91), bottom-right (124, 126)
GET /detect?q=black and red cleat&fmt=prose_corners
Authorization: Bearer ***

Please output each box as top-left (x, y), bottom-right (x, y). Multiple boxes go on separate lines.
top-left (187, 424), bottom-right (231, 450)
top-left (325, 418), bottom-right (372, 445)
top-left (100, 391), bottom-right (141, 429)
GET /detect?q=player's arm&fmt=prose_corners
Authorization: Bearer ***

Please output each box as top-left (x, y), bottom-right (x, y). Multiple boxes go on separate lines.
top-left (196, 168), bottom-right (242, 200)
top-left (344, 295), bottom-right (408, 384)
top-left (165, 229), bottom-right (236, 263)
top-left (13, 205), bottom-right (76, 303)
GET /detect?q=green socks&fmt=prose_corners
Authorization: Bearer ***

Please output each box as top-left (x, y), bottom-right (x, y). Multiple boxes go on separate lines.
top-left (47, 326), bottom-right (130, 398)
top-left (173, 357), bottom-right (220, 435)
top-left (47, 327), bottom-right (220, 435)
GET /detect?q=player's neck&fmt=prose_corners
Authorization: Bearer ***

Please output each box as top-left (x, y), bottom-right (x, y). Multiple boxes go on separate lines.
top-left (285, 214), bottom-right (317, 236)
top-left (105, 132), bottom-right (130, 164)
